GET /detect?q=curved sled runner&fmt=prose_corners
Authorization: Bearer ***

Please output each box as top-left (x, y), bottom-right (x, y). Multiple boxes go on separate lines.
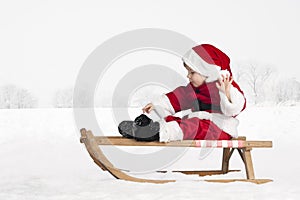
top-left (80, 128), bottom-right (273, 184)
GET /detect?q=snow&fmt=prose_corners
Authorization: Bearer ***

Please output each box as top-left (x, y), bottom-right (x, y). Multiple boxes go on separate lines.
top-left (0, 106), bottom-right (300, 199)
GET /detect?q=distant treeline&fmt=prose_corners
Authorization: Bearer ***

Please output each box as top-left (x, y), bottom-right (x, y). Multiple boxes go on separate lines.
top-left (1, 63), bottom-right (300, 108)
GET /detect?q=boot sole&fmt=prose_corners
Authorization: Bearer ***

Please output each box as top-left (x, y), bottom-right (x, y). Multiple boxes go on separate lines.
top-left (118, 121), bottom-right (134, 139)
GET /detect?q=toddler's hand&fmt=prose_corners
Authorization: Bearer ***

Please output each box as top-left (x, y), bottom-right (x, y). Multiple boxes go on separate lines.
top-left (216, 74), bottom-right (233, 102)
top-left (142, 103), bottom-right (154, 114)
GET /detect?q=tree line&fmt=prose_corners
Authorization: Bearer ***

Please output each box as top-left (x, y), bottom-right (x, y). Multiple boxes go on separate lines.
top-left (232, 63), bottom-right (300, 105)
top-left (0, 85), bottom-right (73, 109)
top-left (1, 63), bottom-right (300, 108)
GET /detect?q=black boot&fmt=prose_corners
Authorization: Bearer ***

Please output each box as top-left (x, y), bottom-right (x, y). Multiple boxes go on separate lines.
top-left (118, 121), bottom-right (135, 139)
top-left (133, 122), bottom-right (160, 142)
top-left (118, 114), bottom-right (153, 138)
top-left (134, 114), bottom-right (152, 126)
top-left (118, 114), bottom-right (159, 141)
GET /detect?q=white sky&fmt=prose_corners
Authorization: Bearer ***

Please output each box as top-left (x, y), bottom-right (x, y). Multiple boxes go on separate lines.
top-left (0, 0), bottom-right (300, 107)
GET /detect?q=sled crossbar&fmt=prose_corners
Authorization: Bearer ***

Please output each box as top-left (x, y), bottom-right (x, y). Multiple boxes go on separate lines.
top-left (90, 136), bottom-right (272, 148)
top-left (80, 128), bottom-right (273, 184)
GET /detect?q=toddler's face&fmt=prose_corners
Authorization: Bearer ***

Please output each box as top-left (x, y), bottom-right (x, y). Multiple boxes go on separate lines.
top-left (184, 63), bottom-right (207, 87)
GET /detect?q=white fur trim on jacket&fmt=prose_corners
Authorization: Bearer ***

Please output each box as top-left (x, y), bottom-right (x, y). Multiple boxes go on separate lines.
top-left (151, 95), bottom-right (175, 118)
top-left (158, 120), bottom-right (184, 142)
top-left (188, 111), bottom-right (239, 138)
top-left (219, 86), bottom-right (245, 116)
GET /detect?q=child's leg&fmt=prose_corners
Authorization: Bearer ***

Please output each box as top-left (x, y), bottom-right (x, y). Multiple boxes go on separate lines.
top-left (165, 116), bottom-right (231, 140)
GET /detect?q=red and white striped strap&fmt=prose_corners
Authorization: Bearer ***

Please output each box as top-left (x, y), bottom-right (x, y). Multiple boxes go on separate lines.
top-left (195, 140), bottom-right (244, 148)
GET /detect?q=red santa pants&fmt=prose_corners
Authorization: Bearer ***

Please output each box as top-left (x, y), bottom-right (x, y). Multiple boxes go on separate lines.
top-left (165, 115), bottom-right (232, 140)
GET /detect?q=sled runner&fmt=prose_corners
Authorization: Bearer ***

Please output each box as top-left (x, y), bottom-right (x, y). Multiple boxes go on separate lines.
top-left (80, 128), bottom-right (272, 184)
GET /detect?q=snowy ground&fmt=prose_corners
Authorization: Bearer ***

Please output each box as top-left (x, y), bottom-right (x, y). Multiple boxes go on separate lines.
top-left (0, 106), bottom-right (300, 199)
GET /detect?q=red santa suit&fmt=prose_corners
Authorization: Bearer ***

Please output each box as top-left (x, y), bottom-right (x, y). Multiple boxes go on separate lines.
top-left (151, 44), bottom-right (246, 142)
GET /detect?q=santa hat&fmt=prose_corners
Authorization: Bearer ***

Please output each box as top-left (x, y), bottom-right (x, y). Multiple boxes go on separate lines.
top-left (182, 44), bottom-right (231, 82)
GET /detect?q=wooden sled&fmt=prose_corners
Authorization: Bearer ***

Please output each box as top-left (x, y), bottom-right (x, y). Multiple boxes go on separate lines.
top-left (80, 128), bottom-right (273, 184)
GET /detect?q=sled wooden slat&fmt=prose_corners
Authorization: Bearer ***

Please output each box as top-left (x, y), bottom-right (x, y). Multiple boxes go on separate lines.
top-left (205, 179), bottom-right (272, 184)
top-left (80, 128), bottom-right (273, 184)
top-left (157, 169), bottom-right (241, 176)
top-left (93, 136), bottom-right (272, 148)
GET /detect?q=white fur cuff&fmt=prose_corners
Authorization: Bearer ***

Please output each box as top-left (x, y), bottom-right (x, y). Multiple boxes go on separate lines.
top-left (219, 86), bottom-right (245, 116)
top-left (158, 120), bottom-right (183, 142)
top-left (151, 95), bottom-right (175, 118)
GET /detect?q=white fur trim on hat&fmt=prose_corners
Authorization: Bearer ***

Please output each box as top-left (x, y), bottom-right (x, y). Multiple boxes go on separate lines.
top-left (220, 69), bottom-right (230, 77)
top-left (182, 49), bottom-right (222, 82)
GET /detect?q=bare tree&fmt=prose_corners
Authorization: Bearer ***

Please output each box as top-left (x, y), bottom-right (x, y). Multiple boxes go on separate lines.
top-left (53, 88), bottom-right (73, 108)
top-left (73, 87), bottom-right (92, 108)
top-left (0, 85), bottom-right (37, 108)
top-left (249, 64), bottom-right (272, 103)
top-left (275, 78), bottom-right (300, 104)
top-left (234, 69), bottom-right (246, 84)
top-left (238, 63), bottom-right (274, 104)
